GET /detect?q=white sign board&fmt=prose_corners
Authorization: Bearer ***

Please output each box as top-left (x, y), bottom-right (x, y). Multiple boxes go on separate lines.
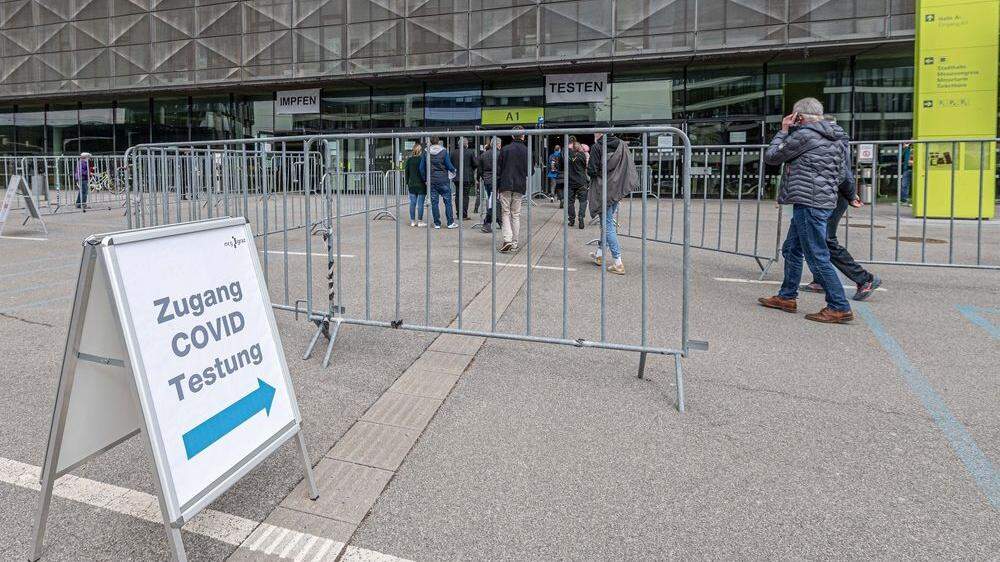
top-left (858, 143), bottom-right (876, 164)
top-left (545, 73), bottom-right (608, 104)
top-left (729, 131), bottom-right (747, 144)
top-left (657, 135), bottom-right (674, 151)
top-left (33, 218), bottom-right (316, 561)
top-left (277, 88), bottom-right (320, 115)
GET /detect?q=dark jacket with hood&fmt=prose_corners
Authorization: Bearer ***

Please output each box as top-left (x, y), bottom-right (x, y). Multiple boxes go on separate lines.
top-left (497, 139), bottom-right (528, 194)
top-left (567, 147), bottom-right (588, 190)
top-left (418, 143), bottom-right (457, 189)
top-left (587, 135), bottom-right (638, 215)
top-left (764, 120), bottom-right (851, 210)
top-left (404, 154), bottom-right (426, 195)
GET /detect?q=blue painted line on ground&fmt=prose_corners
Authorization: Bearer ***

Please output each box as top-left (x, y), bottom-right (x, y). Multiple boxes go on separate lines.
top-left (856, 302), bottom-right (1000, 511)
top-left (0, 295), bottom-right (71, 314)
top-left (956, 305), bottom-right (999, 341)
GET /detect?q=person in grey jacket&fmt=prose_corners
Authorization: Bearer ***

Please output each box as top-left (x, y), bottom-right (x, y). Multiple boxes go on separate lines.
top-left (758, 97), bottom-right (853, 324)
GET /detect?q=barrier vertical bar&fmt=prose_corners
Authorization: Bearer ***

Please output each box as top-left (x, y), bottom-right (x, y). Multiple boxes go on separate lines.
top-left (752, 147), bottom-right (764, 258)
top-left (394, 138), bottom-right (402, 322)
top-left (458, 136), bottom-right (464, 329)
top-left (562, 133), bottom-right (569, 340)
top-left (976, 141), bottom-right (985, 265)
top-left (491, 137), bottom-right (498, 331)
top-left (526, 133), bottom-right (532, 335)
top-left (425, 136), bottom-right (431, 327)
top-left (895, 143), bottom-right (902, 262)
top-left (303, 141), bottom-right (313, 320)
top-left (948, 140), bottom-right (956, 264)
top-left (870, 145), bottom-right (877, 261)
top-left (364, 138), bottom-right (372, 320)
top-left (921, 142), bottom-right (929, 263)
top-left (701, 148), bottom-right (708, 246)
top-left (600, 133), bottom-right (607, 341)
top-left (717, 147), bottom-right (726, 249)
top-left (282, 143), bottom-right (290, 305)
top-left (638, 132), bottom-right (649, 379)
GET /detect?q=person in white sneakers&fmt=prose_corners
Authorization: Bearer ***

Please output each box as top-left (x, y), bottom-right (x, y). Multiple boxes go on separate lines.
top-left (418, 137), bottom-right (459, 229)
top-left (403, 142), bottom-right (427, 227)
top-left (496, 127), bottom-right (528, 252)
top-left (587, 132), bottom-right (638, 275)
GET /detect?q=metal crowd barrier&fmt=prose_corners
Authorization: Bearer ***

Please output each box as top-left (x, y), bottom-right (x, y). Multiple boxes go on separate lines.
top-left (125, 126), bottom-right (701, 411)
top-left (0, 154), bottom-right (129, 216)
top-left (611, 137), bottom-right (999, 274)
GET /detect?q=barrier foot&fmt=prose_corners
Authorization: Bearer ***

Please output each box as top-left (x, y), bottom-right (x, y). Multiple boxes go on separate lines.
top-left (296, 432), bottom-right (320, 501)
top-left (637, 352), bottom-right (647, 379)
top-left (321, 319), bottom-right (342, 369)
top-left (756, 257), bottom-right (776, 281)
top-left (673, 354), bottom-right (685, 413)
top-left (302, 319), bottom-right (326, 361)
top-left (371, 211), bottom-right (396, 221)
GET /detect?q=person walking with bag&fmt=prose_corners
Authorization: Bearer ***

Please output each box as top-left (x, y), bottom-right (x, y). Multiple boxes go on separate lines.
top-left (587, 132), bottom-right (638, 275)
top-left (758, 98), bottom-right (853, 323)
top-left (404, 143), bottom-right (427, 227)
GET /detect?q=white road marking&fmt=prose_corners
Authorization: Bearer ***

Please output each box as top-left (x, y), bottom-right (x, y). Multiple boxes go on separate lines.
top-left (0, 456), bottom-right (407, 561)
top-left (342, 545), bottom-right (412, 561)
top-left (454, 259), bottom-right (577, 272)
top-left (0, 235), bottom-right (48, 241)
top-left (714, 277), bottom-right (887, 291)
top-left (262, 250), bottom-right (356, 258)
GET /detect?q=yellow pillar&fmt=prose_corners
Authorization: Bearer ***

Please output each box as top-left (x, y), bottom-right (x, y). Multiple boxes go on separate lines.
top-left (913, 0), bottom-right (998, 219)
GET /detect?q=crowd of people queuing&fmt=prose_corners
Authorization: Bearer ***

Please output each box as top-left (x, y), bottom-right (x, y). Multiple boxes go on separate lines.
top-left (402, 126), bottom-right (639, 275)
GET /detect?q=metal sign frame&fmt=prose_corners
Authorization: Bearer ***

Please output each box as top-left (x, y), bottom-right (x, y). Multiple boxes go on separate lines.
top-left (30, 217), bottom-right (318, 562)
top-left (1, 174), bottom-right (47, 235)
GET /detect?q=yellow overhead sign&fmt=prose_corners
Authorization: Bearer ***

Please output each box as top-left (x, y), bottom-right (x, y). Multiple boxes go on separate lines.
top-left (913, 0), bottom-right (998, 219)
top-left (481, 107), bottom-right (543, 126)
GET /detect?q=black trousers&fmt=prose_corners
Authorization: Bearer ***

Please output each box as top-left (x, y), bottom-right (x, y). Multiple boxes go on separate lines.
top-left (454, 185), bottom-right (472, 219)
top-left (566, 186), bottom-right (588, 224)
top-left (817, 197), bottom-right (872, 286)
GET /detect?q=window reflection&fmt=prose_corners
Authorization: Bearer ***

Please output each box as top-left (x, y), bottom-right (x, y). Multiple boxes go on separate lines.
top-left (47, 104), bottom-right (80, 155)
top-left (79, 102), bottom-right (116, 154)
top-left (425, 85), bottom-right (482, 126)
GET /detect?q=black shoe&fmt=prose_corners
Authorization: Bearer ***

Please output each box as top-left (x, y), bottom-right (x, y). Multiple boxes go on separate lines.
top-left (481, 223), bottom-right (493, 234)
top-left (568, 221), bottom-right (575, 227)
top-left (853, 275), bottom-right (881, 301)
top-left (578, 221), bottom-right (584, 230)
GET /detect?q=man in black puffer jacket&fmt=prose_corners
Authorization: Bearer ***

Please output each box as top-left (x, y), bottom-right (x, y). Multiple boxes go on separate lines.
top-left (758, 97), bottom-right (853, 324)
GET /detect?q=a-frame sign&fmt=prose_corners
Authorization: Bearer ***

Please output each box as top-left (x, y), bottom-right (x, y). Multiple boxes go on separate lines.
top-left (1, 175), bottom-right (47, 236)
top-left (30, 217), bottom-right (318, 561)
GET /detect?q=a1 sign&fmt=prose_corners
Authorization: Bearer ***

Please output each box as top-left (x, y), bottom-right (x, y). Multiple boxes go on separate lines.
top-left (858, 143), bottom-right (876, 164)
top-left (31, 218), bottom-right (317, 562)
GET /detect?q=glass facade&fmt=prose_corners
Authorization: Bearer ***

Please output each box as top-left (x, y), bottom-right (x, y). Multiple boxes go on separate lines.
top-left (0, 47), bottom-right (944, 155)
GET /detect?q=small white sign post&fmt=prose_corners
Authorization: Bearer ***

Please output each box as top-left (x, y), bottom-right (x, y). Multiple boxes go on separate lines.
top-left (1, 175), bottom-right (47, 236)
top-left (30, 217), bottom-right (318, 562)
top-left (858, 143), bottom-right (876, 164)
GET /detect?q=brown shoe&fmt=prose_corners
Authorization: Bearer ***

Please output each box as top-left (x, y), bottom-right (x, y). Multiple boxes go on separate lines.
top-left (758, 295), bottom-right (797, 313)
top-left (805, 307), bottom-right (854, 324)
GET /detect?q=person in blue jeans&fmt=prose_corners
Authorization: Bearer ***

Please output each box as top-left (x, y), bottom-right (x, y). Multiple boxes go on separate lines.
top-left (403, 143), bottom-right (426, 226)
top-left (758, 98), bottom-right (853, 323)
top-left (418, 137), bottom-right (458, 229)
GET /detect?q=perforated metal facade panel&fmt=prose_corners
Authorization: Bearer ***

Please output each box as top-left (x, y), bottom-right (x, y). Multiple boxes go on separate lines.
top-left (0, 0), bottom-right (915, 100)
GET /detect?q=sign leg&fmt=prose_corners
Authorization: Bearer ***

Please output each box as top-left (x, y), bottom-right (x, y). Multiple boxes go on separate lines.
top-left (637, 352), bottom-right (647, 380)
top-left (29, 468), bottom-right (57, 561)
top-left (296, 432), bottom-right (320, 500)
top-left (165, 525), bottom-right (188, 562)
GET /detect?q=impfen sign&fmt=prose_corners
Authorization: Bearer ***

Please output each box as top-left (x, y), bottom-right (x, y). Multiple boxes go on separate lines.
top-left (277, 88), bottom-right (320, 114)
top-left (30, 218), bottom-right (318, 562)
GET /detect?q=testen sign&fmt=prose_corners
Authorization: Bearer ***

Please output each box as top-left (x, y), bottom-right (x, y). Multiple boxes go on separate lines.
top-left (545, 73), bottom-right (608, 104)
top-left (30, 218), bottom-right (317, 562)
top-left (277, 88), bottom-right (320, 114)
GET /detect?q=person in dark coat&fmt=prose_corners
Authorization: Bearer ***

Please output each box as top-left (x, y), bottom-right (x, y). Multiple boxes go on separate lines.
top-left (496, 126), bottom-right (528, 252)
top-left (418, 137), bottom-right (458, 229)
top-left (565, 135), bottom-right (589, 229)
top-left (758, 97), bottom-right (853, 323)
top-left (477, 137), bottom-right (502, 233)
top-left (403, 143), bottom-right (426, 227)
top-left (454, 137), bottom-right (477, 221)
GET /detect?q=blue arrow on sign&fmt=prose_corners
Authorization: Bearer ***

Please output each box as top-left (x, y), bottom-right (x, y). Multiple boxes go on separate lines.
top-left (182, 378), bottom-right (276, 460)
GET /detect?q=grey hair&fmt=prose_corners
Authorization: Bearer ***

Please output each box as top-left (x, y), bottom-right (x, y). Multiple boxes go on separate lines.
top-left (792, 97), bottom-right (824, 121)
